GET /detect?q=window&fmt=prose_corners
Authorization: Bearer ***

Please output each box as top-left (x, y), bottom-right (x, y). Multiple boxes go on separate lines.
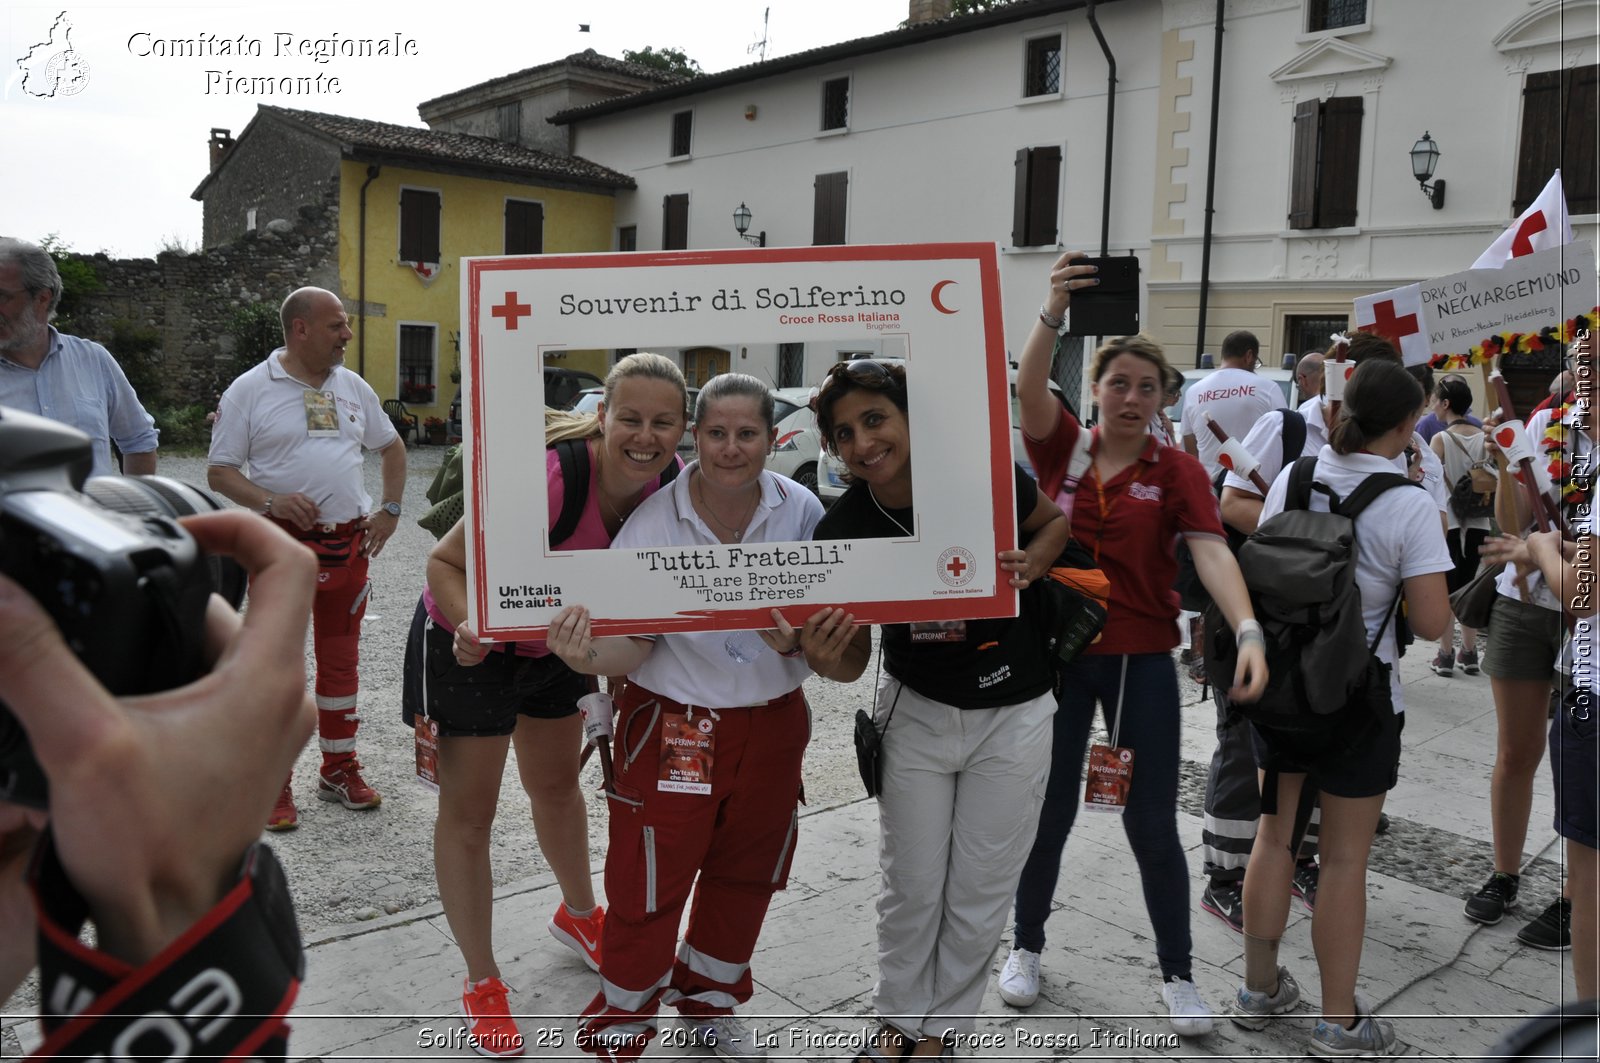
top-left (1306, 0), bottom-right (1366, 32)
top-left (504, 199), bottom-right (543, 255)
top-left (398, 324), bottom-right (437, 400)
top-left (1515, 64), bottom-right (1597, 216)
top-left (813, 172), bottom-right (848, 245)
top-left (778, 343), bottom-right (805, 389)
top-left (670, 110), bottom-right (693, 157)
top-left (245, 207), bottom-right (258, 232)
top-left (1283, 315), bottom-right (1350, 362)
top-left (618, 225), bottom-right (637, 252)
top-left (399, 187), bottom-right (441, 262)
top-left (1288, 96), bottom-right (1362, 229)
top-left (662, 194), bottom-right (689, 250)
top-left (497, 101), bottom-right (521, 144)
top-left (821, 77), bottom-right (850, 131)
top-left (1012, 146), bottom-right (1061, 247)
top-left (1024, 35), bottom-right (1062, 97)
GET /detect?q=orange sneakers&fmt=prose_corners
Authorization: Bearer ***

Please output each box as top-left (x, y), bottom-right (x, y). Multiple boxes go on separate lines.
top-left (460, 976), bottom-right (523, 1058)
top-left (548, 902), bottom-right (605, 971)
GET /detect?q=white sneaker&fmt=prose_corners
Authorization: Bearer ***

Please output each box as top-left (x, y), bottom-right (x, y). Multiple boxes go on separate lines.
top-left (680, 1013), bottom-right (768, 1063)
top-left (996, 948), bottom-right (1041, 1007)
top-left (1162, 977), bottom-right (1216, 1036)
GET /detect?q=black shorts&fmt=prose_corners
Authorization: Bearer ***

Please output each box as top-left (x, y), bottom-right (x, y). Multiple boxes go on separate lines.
top-left (400, 597), bottom-right (588, 738)
top-left (1249, 702), bottom-right (1405, 799)
top-left (1550, 684), bottom-right (1600, 850)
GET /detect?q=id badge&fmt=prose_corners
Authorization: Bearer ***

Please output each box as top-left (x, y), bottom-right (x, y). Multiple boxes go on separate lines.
top-left (414, 716), bottom-right (441, 794)
top-left (1083, 743), bottom-right (1133, 814)
top-left (304, 390), bottom-right (340, 437)
top-left (658, 710), bottom-right (715, 794)
top-left (909, 620), bottom-right (968, 643)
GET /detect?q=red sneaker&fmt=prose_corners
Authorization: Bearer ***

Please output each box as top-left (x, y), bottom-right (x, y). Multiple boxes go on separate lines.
top-left (266, 782), bottom-right (298, 831)
top-left (318, 759), bottom-right (382, 810)
top-left (460, 977), bottom-right (524, 1058)
top-left (549, 902), bottom-right (604, 971)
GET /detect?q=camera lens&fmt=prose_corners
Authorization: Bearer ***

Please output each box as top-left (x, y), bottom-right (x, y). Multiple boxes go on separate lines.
top-left (83, 476), bottom-right (248, 608)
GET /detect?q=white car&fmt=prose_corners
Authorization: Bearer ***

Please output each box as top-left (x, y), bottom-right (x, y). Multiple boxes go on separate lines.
top-left (766, 387), bottom-right (821, 494)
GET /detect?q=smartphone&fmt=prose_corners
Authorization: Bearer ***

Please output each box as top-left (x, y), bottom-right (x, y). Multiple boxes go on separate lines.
top-left (1066, 255), bottom-right (1141, 337)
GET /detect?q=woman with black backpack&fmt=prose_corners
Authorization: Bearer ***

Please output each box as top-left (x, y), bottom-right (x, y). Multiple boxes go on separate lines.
top-left (1429, 377), bottom-right (1493, 677)
top-left (1228, 357), bottom-right (1452, 1057)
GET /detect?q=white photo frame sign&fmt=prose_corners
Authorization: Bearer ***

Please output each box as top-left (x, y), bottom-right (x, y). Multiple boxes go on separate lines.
top-left (461, 243), bottom-right (1016, 640)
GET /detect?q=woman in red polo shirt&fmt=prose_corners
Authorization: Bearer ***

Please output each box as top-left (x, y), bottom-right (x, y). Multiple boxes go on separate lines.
top-left (997, 251), bottom-right (1267, 1036)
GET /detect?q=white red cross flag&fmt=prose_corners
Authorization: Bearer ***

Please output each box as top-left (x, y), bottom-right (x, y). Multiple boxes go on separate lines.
top-left (1472, 170), bottom-right (1573, 269)
top-left (1353, 282), bottom-right (1433, 367)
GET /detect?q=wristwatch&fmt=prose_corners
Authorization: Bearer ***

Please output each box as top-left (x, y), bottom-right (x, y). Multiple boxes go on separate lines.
top-left (381, 501), bottom-right (402, 517)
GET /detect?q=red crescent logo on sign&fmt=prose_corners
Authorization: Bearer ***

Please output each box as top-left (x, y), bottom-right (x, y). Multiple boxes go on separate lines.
top-left (931, 280), bottom-right (958, 315)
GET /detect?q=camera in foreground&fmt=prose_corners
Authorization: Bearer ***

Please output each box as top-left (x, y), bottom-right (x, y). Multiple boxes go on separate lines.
top-left (0, 406), bottom-right (244, 808)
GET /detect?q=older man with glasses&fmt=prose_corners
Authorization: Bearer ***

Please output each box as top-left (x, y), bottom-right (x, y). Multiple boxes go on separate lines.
top-left (0, 237), bottom-right (159, 475)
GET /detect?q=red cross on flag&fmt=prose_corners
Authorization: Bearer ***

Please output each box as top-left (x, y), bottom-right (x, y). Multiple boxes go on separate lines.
top-left (1353, 282), bottom-right (1433, 367)
top-left (1471, 170), bottom-right (1573, 269)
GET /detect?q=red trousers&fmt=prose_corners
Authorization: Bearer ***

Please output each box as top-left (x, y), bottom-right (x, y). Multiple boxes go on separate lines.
top-left (289, 525), bottom-right (370, 763)
top-left (576, 683), bottom-right (807, 1060)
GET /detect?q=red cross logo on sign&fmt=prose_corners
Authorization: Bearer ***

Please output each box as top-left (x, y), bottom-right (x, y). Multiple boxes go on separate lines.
top-left (946, 555), bottom-right (968, 580)
top-left (1366, 299), bottom-right (1420, 349)
top-left (492, 292), bottom-right (532, 330)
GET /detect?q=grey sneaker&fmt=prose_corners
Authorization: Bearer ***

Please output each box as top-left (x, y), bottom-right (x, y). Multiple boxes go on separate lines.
top-left (1228, 966), bottom-right (1301, 1030)
top-left (1309, 995), bottom-right (1397, 1058)
top-left (997, 947), bottom-right (1041, 1007)
top-left (680, 1014), bottom-right (768, 1063)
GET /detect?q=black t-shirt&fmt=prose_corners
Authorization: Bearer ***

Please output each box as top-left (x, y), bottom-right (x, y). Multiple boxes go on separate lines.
top-left (814, 464), bottom-right (1054, 710)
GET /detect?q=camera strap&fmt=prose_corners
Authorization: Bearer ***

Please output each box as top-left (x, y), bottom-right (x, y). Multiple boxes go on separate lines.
top-left (27, 833), bottom-right (303, 1060)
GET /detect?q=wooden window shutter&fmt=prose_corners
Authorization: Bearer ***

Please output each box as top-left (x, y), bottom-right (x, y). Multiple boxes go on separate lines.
top-left (662, 194), bottom-right (688, 250)
top-left (400, 188), bottom-right (441, 262)
top-left (1317, 96), bottom-right (1362, 228)
top-left (1566, 65), bottom-right (1599, 215)
top-left (1012, 148), bottom-right (1032, 246)
top-left (1288, 100), bottom-right (1321, 229)
top-left (1519, 65), bottom-right (1599, 215)
top-left (813, 171), bottom-right (848, 245)
top-left (504, 201), bottom-right (543, 255)
top-left (1027, 145), bottom-right (1061, 246)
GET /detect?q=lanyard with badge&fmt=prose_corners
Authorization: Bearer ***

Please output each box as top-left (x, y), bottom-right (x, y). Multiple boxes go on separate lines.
top-left (413, 618), bottom-right (442, 794)
top-left (304, 389), bottom-right (341, 437)
top-left (658, 704), bottom-right (718, 794)
top-left (1084, 655), bottom-right (1135, 813)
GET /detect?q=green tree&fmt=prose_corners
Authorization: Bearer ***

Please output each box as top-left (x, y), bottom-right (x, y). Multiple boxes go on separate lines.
top-left (38, 233), bottom-right (102, 333)
top-left (623, 46), bottom-right (703, 77)
top-left (223, 302), bottom-right (283, 385)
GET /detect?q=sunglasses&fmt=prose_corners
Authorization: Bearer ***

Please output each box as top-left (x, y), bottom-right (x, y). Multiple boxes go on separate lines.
top-left (810, 359), bottom-right (896, 412)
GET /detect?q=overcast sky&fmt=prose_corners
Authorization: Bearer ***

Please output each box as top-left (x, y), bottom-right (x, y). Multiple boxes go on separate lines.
top-left (2, 0), bottom-right (911, 258)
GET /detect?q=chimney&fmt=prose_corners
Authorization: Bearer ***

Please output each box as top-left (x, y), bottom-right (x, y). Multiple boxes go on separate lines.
top-left (907, 0), bottom-right (953, 23)
top-left (209, 128), bottom-right (234, 171)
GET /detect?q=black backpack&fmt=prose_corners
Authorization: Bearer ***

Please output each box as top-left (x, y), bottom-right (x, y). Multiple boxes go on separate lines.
top-left (416, 438), bottom-right (679, 544)
top-left (1177, 409), bottom-right (1307, 611)
top-left (1205, 456), bottom-right (1419, 735)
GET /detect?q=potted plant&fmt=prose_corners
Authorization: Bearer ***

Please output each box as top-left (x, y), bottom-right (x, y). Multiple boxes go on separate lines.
top-left (423, 415), bottom-right (447, 445)
top-left (400, 381), bottom-right (436, 404)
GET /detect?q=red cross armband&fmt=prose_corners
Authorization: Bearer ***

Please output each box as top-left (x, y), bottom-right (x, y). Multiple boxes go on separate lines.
top-left (27, 833), bottom-right (303, 1060)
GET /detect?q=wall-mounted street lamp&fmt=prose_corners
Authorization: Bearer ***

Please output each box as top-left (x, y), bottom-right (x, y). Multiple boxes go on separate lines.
top-left (1410, 131), bottom-right (1446, 210)
top-left (732, 202), bottom-right (766, 247)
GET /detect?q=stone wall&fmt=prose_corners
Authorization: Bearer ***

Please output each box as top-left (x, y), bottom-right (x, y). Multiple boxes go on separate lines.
top-left (69, 188), bottom-right (342, 408)
top-left (201, 121), bottom-right (342, 249)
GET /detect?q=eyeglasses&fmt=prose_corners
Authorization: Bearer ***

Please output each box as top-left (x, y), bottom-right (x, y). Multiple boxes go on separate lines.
top-left (810, 359), bottom-right (896, 411)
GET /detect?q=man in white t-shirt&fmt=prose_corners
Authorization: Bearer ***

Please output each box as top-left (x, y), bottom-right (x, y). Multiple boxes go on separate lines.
top-left (208, 287), bottom-right (406, 830)
top-left (1182, 330), bottom-right (1288, 478)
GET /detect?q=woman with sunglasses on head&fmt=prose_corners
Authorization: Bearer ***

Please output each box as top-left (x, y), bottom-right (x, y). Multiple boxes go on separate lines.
top-left (800, 357), bottom-right (1070, 1062)
top-left (1001, 251), bottom-right (1268, 1038)
top-left (544, 372), bottom-right (840, 1063)
top-left (406, 352), bottom-right (688, 1058)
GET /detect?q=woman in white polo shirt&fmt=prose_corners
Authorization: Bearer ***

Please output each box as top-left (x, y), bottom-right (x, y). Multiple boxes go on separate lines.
top-left (546, 373), bottom-right (835, 1063)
